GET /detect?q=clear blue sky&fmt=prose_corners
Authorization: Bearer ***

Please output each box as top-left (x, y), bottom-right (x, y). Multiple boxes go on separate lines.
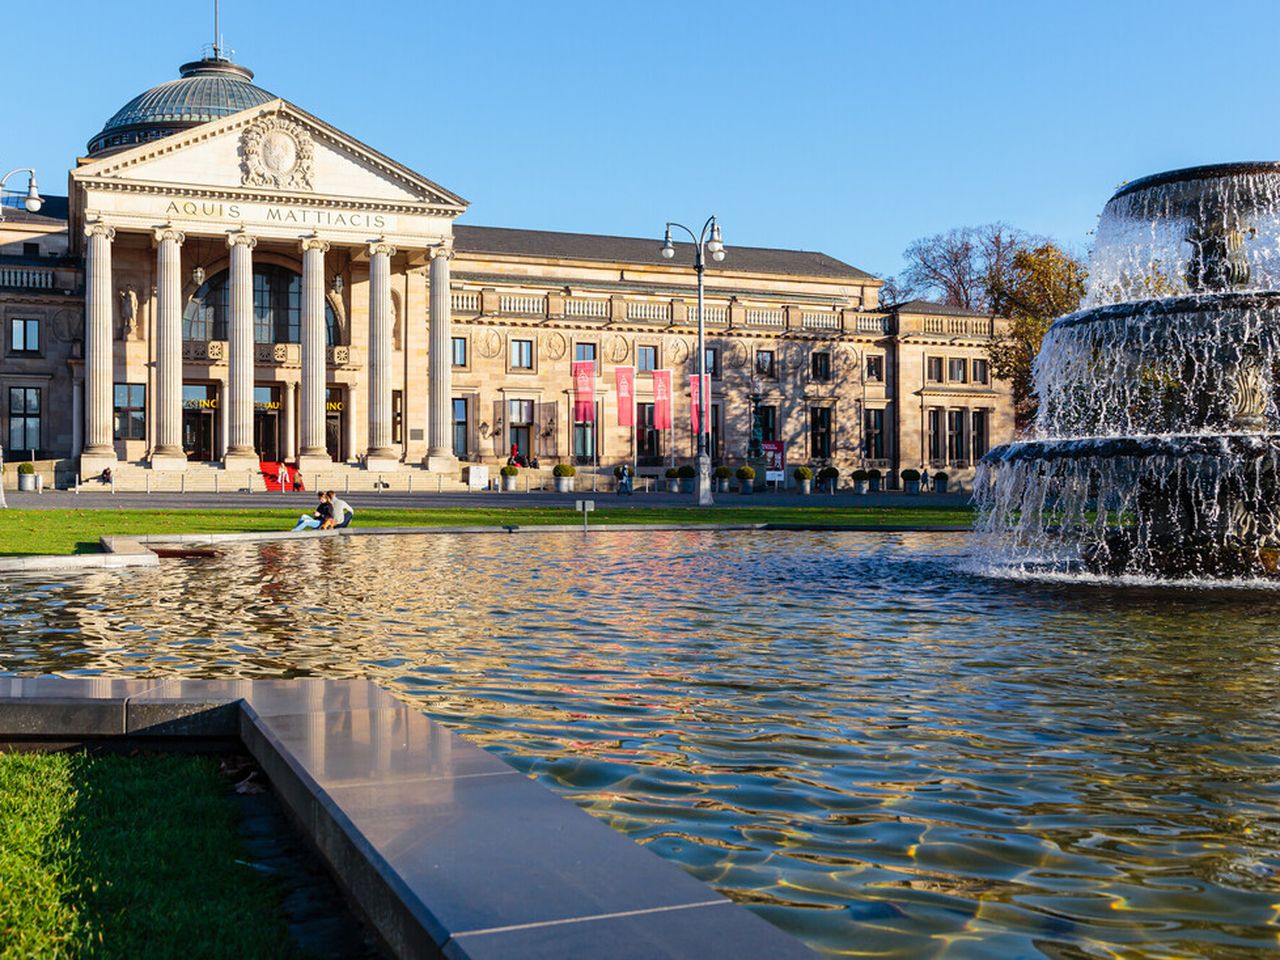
top-left (9, 0), bottom-right (1280, 280)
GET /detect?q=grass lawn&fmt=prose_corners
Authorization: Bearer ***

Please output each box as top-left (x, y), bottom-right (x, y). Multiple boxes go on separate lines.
top-left (0, 505), bottom-right (974, 556)
top-left (0, 752), bottom-right (295, 959)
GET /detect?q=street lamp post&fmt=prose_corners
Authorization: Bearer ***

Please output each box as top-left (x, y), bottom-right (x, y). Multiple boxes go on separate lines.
top-left (661, 216), bottom-right (725, 506)
top-left (0, 167), bottom-right (42, 508)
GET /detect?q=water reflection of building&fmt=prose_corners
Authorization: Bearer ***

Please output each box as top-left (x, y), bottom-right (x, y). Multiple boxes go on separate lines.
top-left (1, 44), bottom-right (1013, 488)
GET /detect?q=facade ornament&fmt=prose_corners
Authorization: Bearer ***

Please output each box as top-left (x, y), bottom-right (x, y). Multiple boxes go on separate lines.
top-left (85, 221), bottom-right (116, 241)
top-left (606, 333), bottom-right (630, 364)
top-left (667, 336), bottom-right (690, 365)
top-left (226, 231), bottom-right (258, 250)
top-left (154, 226), bottom-right (185, 246)
top-left (727, 340), bottom-right (749, 369)
top-left (240, 114), bottom-right (315, 191)
top-left (545, 331), bottom-right (567, 360)
top-left (391, 289), bottom-right (403, 351)
top-left (300, 235), bottom-right (331, 253)
top-left (117, 284), bottom-right (138, 340)
top-left (368, 241), bottom-right (397, 259)
top-left (475, 328), bottom-right (502, 359)
top-left (430, 242), bottom-right (456, 261)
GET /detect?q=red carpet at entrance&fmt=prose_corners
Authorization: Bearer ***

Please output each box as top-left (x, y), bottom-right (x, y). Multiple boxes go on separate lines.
top-left (261, 463), bottom-right (304, 492)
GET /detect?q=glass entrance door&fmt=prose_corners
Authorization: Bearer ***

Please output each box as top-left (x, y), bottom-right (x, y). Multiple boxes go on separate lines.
top-left (181, 383), bottom-right (218, 461)
top-left (325, 387), bottom-right (345, 462)
top-left (253, 386), bottom-right (281, 462)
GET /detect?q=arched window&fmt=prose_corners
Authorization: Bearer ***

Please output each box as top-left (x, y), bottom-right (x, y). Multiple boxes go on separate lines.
top-left (183, 264), bottom-right (339, 345)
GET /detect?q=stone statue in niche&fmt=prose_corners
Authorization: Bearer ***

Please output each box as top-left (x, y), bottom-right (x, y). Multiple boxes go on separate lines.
top-left (390, 290), bottom-right (402, 351)
top-left (118, 285), bottom-right (138, 340)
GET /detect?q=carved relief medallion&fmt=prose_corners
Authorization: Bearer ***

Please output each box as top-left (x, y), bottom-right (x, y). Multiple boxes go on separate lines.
top-left (241, 115), bottom-right (315, 191)
top-left (546, 331), bottom-right (568, 361)
top-left (666, 336), bottom-right (691, 365)
top-left (475, 329), bottom-right (503, 359)
top-left (606, 334), bottom-right (630, 364)
top-left (727, 340), bottom-right (749, 369)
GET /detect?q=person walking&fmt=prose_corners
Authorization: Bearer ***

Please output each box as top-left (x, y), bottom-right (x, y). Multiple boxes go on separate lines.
top-left (328, 490), bottom-right (355, 528)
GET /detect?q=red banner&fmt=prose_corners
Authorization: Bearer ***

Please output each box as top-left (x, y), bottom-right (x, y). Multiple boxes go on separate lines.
top-left (615, 366), bottom-right (635, 427)
top-left (653, 369), bottom-right (672, 430)
top-left (572, 360), bottom-right (596, 422)
top-left (690, 373), bottom-right (710, 434)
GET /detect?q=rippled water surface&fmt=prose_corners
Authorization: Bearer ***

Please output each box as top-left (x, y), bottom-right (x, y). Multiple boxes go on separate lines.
top-left (2, 531), bottom-right (1279, 958)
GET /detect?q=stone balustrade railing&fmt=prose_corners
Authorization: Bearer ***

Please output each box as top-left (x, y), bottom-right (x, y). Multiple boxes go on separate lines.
top-left (564, 297), bottom-right (610, 319)
top-left (451, 291), bottom-right (480, 313)
top-left (0, 264), bottom-right (55, 289)
top-left (626, 301), bottom-right (670, 323)
top-left (500, 293), bottom-right (545, 316)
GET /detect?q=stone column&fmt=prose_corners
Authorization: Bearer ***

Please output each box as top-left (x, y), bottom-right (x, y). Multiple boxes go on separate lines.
top-left (152, 227), bottom-right (187, 469)
top-left (426, 244), bottom-right (456, 472)
top-left (299, 236), bottom-right (330, 471)
top-left (224, 231), bottom-right (258, 468)
top-left (282, 379), bottom-right (297, 463)
top-left (366, 242), bottom-right (398, 469)
top-left (81, 222), bottom-right (117, 474)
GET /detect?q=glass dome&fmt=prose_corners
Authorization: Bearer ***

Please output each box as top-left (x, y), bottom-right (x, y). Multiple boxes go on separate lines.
top-left (87, 57), bottom-right (276, 157)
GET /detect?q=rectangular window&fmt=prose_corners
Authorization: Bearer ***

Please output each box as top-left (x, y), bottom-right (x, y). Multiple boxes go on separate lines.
top-left (704, 346), bottom-right (721, 379)
top-left (392, 390), bottom-right (403, 445)
top-left (972, 409), bottom-right (990, 460)
top-left (949, 358), bottom-right (968, 383)
top-left (948, 409), bottom-right (967, 463)
top-left (759, 404), bottom-right (778, 443)
top-left (810, 406), bottom-right (832, 459)
top-left (511, 338), bottom-right (534, 370)
top-left (637, 402), bottom-right (660, 460)
top-left (637, 344), bottom-right (658, 373)
top-left (574, 404), bottom-right (597, 463)
top-left (8, 386), bottom-right (40, 453)
top-left (452, 337), bottom-right (468, 368)
top-left (928, 407), bottom-right (945, 463)
top-left (926, 356), bottom-right (944, 383)
top-left (10, 317), bottom-right (39, 354)
top-left (575, 342), bottom-right (598, 372)
top-left (113, 383), bottom-right (146, 440)
top-left (710, 404), bottom-right (722, 459)
top-left (811, 351), bottom-right (831, 382)
top-left (864, 408), bottom-right (885, 460)
top-left (22, 242), bottom-right (39, 258)
top-left (866, 354), bottom-right (884, 382)
top-left (452, 397), bottom-right (468, 457)
top-left (755, 349), bottom-right (776, 378)
top-left (973, 358), bottom-right (990, 384)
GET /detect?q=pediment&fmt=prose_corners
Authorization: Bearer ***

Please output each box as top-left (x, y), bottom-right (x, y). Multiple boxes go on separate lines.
top-left (72, 100), bottom-right (467, 214)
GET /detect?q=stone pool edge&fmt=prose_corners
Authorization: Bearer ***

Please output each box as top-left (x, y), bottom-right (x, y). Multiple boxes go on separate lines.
top-left (0, 522), bottom-right (964, 574)
top-left (0, 676), bottom-right (818, 960)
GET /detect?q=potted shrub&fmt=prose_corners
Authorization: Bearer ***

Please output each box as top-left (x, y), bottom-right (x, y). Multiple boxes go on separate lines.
top-left (17, 462), bottom-right (36, 492)
top-left (714, 464), bottom-right (732, 493)
top-left (552, 462), bottom-right (576, 493)
top-left (901, 468), bottom-right (921, 495)
top-left (664, 466), bottom-right (680, 492)
top-left (851, 468), bottom-right (868, 495)
top-left (736, 465), bottom-right (755, 494)
top-left (793, 465), bottom-right (813, 495)
top-left (818, 465), bottom-right (839, 494)
top-left (500, 463), bottom-right (519, 492)
top-left (934, 471), bottom-right (950, 494)
top-left (677, 463), bottom-right (697, 494)
top-left (867, 468), bottom-right (883, 493)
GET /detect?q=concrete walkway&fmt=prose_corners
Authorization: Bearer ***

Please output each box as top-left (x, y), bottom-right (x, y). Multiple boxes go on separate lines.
top-left (0, 489), bottom-right (970, 510)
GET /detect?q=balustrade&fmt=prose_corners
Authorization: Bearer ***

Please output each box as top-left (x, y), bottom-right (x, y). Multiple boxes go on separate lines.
top-left (0, 264), bottom-right (54, 289)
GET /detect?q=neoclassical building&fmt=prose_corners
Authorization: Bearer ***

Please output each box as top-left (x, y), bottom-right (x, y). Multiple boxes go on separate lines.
top-left (0, 53), bottom-right (1012, 489)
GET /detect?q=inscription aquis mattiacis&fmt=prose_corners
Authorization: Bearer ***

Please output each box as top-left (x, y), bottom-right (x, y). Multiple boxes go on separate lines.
top-left (161, 199), bottom-right (389, 230)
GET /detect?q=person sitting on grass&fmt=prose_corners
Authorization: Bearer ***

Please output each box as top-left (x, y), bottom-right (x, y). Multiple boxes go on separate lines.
top-left (327, 490), bottom-right (354, 529)
top-left (292, 492), bottom-right (334, 532)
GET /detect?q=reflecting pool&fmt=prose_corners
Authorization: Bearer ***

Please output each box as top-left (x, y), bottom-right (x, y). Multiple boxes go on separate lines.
top-left (2, 531), bottom-right (1278, 958)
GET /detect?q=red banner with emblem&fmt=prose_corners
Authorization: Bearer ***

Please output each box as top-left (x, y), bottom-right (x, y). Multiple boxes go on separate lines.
top-left (572, 360), bottom-right (595, 422)
top-left (653, 369), bottom-right (672, 430)
top-left (690, 373), bottom-right (711, 434)
top-left (615, 366), bottom-right (635, 427)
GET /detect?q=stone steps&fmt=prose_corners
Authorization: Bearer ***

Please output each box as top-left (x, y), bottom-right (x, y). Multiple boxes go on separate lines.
top-left (74, 463), bottom-right (472, 494)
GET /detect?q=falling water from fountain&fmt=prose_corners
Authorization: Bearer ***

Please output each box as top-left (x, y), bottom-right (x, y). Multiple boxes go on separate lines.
top-left (976, 162), bottom-right (1280, 580)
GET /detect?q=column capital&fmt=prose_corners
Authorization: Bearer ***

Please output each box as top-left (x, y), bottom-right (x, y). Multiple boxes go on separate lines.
top-left (368, 241), bottom-right (397, 259)
top-left (85, 221), bottom-right (116, 241)
top-left (301, 235), bottom-right (331, 254)
top-left (154, 226), bottom-right (186, 245)
top-left (227, 231), bottom-right (258, 250)
top-left (430, 242), bottom-right (455, 262)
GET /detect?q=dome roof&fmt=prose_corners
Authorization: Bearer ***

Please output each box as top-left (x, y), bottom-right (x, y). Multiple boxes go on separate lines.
top-left (87, 57), bottom-right (276, 157)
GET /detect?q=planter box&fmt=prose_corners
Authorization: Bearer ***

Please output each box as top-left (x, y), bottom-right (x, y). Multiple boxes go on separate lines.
top-left (501, 474), bottom-right (519, 492)
top-left (738, 481), bottom-right (753, 495)
top-left (904, 479), bottom-right (920, 495)
top-left (17, 473), bottom-right (36, 492)
top-left (554, 476), bottom-right (574, 493)
top-left (853, 480), bottom-right (867, 495)
top-left (868, 478), bottom-right (882, 493)
top-left (935, 478), bottom-right (949, 494)
top-left (716, 478), bottom-right (730, 493)
top-left (797, 479), bottom-right (812, 495)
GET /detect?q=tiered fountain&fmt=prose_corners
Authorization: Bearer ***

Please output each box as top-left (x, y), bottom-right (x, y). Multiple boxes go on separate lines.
top-left (976, 163), bottom-right (1280, 579)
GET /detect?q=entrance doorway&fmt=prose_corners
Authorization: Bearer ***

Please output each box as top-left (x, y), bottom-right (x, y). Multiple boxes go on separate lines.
top-left (254, 386), bottom-right (281, 462)
top-left (325, 387), bottom-right (346, 462)
top-left (181, 383), bottom-right (219, 461)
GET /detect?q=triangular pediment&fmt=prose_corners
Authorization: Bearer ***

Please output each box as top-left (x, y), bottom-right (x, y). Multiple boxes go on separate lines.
top-left (72, 99), bottom-right (467, 214)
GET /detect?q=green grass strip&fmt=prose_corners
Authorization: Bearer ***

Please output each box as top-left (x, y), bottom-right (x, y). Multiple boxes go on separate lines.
top-left (0, 753), bottom-right (295, 959)
top-left (0, 505), bottom-right (973, 556)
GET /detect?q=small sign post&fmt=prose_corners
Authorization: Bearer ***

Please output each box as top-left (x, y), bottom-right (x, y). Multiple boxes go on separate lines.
top-left (575, 498), bottom-right (595, 533)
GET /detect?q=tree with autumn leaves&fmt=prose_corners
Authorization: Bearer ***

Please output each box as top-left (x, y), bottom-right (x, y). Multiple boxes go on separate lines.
top-left (882, 225), bottom-right (1088, 429)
